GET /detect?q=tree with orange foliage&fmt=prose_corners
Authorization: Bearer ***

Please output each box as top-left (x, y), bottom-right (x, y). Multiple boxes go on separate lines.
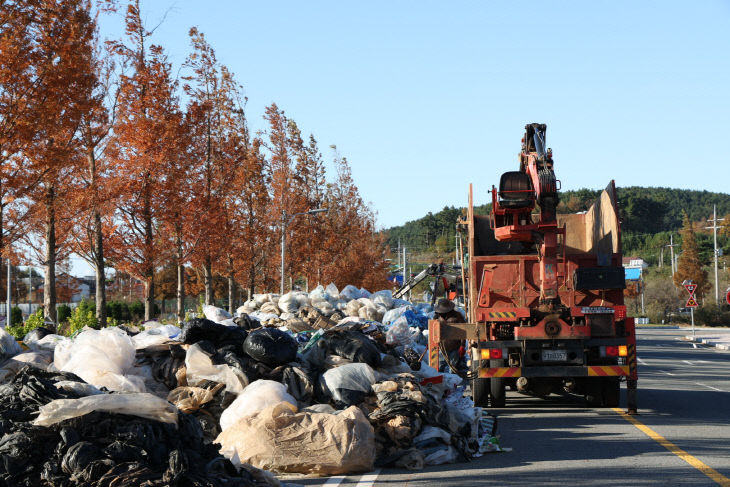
top-left (183, 27), bottom-right (246, 307)
top-left (107, 0), bottom-right (181, 320)
top-left (17, 0), bottom-right (98, 322)
top-left (0, 0), bottom-right (40, 261)
top-left (68, 10), bottom-right (119, 327)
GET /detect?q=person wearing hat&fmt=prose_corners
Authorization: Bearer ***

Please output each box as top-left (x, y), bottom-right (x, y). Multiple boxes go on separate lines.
top-left (434, 298), bottom-right (466, 372)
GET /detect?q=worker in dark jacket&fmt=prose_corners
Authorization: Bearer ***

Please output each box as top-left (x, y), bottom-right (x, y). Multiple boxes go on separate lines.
top-left (434, 298), bottom-right (466, 372)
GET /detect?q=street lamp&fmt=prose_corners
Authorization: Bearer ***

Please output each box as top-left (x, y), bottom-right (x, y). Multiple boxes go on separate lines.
top-left (280, 208), bottom-right (328, 295)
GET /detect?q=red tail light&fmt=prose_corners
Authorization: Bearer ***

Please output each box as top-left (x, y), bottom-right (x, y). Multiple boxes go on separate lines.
top-left (606, 346), bottom-right (619, 357)
top-left (614, 306), bottom-right (627, 321)
top-left (489, 348), bottom-right (503, 359)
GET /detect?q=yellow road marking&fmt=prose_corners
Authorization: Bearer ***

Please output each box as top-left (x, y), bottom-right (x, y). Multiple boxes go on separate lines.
top-left (612, 408), bottom-right (730, 486)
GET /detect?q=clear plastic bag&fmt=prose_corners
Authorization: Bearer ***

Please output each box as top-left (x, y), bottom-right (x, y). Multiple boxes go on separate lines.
top-left (55, 328), bottom-right (142, 392)
top-left (372, 290), bottom-right (394, 309)
top-left (322, 363), bottom-right (377, 404)
top-left (219, 379), bottom-right (297, 432)
top-left (203, 305), bottom-right (232, 324)
top-left (0, 327), bottom-right (21, 360)
top-left (34, 392), bottom-right (178, 427)
top-left (339, 284), bottom-right (361, 301)
top-left (185, 343), bottom-right (248, 395)
top-left (325, 283), bottom-right (340, 299)
top-left (385, 316), bottom-right (416, 346)
top-left (132, 325), bottom-right (181, 349)
top-left (382, 306), bottom-right (412, 326)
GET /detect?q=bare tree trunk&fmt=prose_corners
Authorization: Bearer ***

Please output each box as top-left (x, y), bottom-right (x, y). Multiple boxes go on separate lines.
top-left (176, 229), bottom-right (185, 323)
top-left (44, 185), bottom-right (57, 323)
top-left (93, 209), bottom-right (106, 327)
top-left (228, 269), bottom-right (235, 315)
top-left (203, 254), bottom-right (213, 305)
top-left (88, 149), bottom-right (107, 328)
top-left (143, 185), bottom-right (154, 321)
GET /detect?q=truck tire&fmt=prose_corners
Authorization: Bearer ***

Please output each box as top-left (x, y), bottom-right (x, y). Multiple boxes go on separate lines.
top-left (602, 378), bottom-right (620, 407)
top-left (585, 381), bottom-right (603, 407)
top-left (489, 359), bottom-right (506, 407)
top-left (471, 358), bottom-right (490, 407)
top-left (473, 378), bottom-right (490, 407)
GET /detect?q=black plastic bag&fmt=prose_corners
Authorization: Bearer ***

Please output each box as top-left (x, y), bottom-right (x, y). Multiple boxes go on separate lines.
top-left (180, 318), bottom-right (248, 348)
top-left (243, 328), bottom-right (297, 367)
top-left (317, 330), bottom-right (382, 368)
top-left (233, 314), bottom-right (260, 331)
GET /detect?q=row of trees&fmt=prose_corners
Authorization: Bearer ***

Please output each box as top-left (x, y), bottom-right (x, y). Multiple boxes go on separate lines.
top-left (1, 0), bottom-right (387, 326)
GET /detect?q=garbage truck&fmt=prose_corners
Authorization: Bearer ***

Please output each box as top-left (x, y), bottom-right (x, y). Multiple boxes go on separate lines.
top-left (428, 123), bottom-right (638, 412)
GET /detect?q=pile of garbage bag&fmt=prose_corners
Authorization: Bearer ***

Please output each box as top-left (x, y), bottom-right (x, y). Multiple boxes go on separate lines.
top-left (0, 282), bottom-right (493, 483)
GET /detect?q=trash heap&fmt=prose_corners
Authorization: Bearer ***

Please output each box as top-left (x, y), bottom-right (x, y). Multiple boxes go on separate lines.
top-left (0, 283), bottom-right (498, 484)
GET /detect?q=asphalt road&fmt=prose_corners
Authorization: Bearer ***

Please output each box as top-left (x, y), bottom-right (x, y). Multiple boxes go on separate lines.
top-left (291, 328), bottom-right (730, 487)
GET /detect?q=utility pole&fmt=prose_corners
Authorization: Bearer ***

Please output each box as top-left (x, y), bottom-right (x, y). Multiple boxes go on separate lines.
top-left (705, 205), bottom-right (725, 306)
top-left (659, 246), bottom-right (663, 268)
top-left (6, 259), bottom-right (10, 327)
top-left (667, 234), bottom-right (678, 274)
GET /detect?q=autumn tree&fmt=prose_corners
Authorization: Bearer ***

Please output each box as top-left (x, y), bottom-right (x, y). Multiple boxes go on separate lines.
top-left (673, 211), bottom-right (709, 300)
top-left (0, 0), bottom-right (41, 261)
top-left (231, 137), bottom-right (271, 299)
top-left (107, 1), bottom-right (181, 320)
top-left (183, 28), bottom-right (245, 306)
top-left (17, 0), bottom-right (98, 322)
top-left (68, 5), bottom-right (119, 327)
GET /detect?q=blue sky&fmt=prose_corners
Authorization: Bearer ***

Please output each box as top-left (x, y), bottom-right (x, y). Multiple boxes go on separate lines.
top-left (73, 1), bottom-right (730, 275)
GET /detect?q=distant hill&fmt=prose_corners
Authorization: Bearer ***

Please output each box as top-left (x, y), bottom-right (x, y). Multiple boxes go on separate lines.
top-left (384, 187), bottom-right (730, 264)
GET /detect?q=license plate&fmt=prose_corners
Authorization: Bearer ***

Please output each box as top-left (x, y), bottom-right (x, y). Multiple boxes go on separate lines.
top-left (542, 349), bottom-right (567, 361)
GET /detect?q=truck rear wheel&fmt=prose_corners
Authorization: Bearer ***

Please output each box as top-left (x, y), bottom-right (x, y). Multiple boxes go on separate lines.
top-left (489, 359), bottom-right (506, 407)
top-left (602, 378), bottom-right (620, 407)
top-left (473, 377), bottom-right (490, 407)
top-left (471, 359), bottom-right (490, 407)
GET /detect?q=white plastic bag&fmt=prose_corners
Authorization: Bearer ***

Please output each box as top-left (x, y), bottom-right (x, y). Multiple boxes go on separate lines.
top-left (132, 324), bottom-right (181, 349)
top-left (372, 290), bottom-right (394, 309)
top-left (34, 393), bottom-right (178, 427)
top-left (259, 302), bottom-right (281, 315)
top-left (29, 334), bottom-right (65, 351)
top-left (358, 305), bottom-right (383, 323)
top-left (219, 379), bottom-right (297, 432)
top-left (382, 306), bottom-right (412, 326)
top-left (185, 343), bottom-right (248, 395)
top-left (0, 327), bottom-right (21, 360)
top-left (325, 283), bottom-right (340, 300)
top-left (339, 284), bottom-right (361, 301)
top-left (344, 300), bottom-right (364, 317)
top-left (203, 304), bottom-right (232, 324)
top-left (55, 328), bottom-right (142, 392)
top-left (385, 316), bottom-right (415, 346)
top-left (278, 292), bottom-right (301, 314)
top-left (322, 363), bottom-right (377, 403)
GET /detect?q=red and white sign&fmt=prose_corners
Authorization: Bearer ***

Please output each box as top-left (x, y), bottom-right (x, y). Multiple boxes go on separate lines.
top-left (686, 297), bottom-right (699, 308)
top-left (684, 283), bottom-right (697, 295)
top-left (726, 290), bottom-right (730, 306)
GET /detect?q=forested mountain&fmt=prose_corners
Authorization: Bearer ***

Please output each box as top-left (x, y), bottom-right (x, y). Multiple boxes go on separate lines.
top-left (385, 187), bottom-right (730, 265)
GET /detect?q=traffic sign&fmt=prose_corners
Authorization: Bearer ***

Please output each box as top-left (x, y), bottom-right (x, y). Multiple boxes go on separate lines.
top-left (726, 289), bottom-right (730, 306)
top-left (686, 297), bottom-right (699, 308)
top-left (684, 283), bottom-right (697, 295)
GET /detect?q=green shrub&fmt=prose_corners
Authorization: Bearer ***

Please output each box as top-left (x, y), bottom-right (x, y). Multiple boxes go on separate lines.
top-left (10, 306), bottom-right (22, 326)
top-left (129, 300), bottom-right (144, 320)
top-left (57, 304), bottom-right (72, 323)
top-left (694, 306), bottom-right (730, 326)
top-left (6, 309), bottom-right (44, 340)
top-left (66, 305), bottom-right (98, 336)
